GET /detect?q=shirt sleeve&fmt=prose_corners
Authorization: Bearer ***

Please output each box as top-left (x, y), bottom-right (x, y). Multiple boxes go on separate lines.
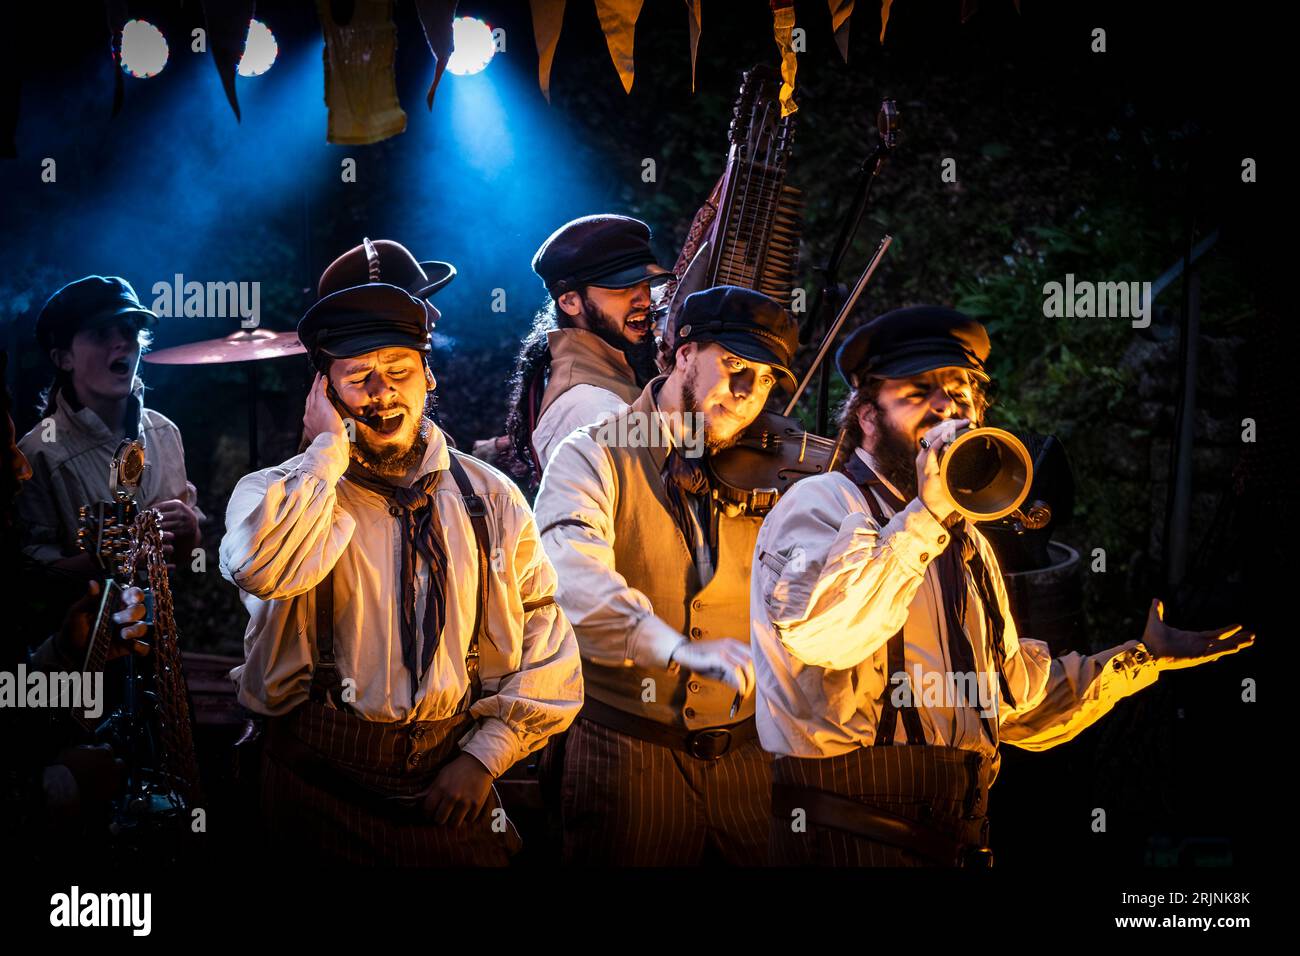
top-left (460, 488), bottom-right (584, 779)
top-left (532, 430), bottom-right (686, 672)
top-left (756, 475), bottom-right (950, 672)
top-left (532, 385), bottom-right (627, 470)
top-left (13, 444), bottom-right (70, 564)
top-left (978, 534), bottom-right (1160, 749)
top-left (218, 431), bottom-right (356, 601)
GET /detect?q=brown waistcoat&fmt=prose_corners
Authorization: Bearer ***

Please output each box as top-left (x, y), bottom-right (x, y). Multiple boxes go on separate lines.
top-left (579, 379), bottom-right (762, 730)
top-left (537, 328), bottom-right (642, 422)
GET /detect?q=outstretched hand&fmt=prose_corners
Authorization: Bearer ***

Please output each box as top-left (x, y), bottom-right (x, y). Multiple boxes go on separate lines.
top-left (1140, 599), bottom-right (1254, 671)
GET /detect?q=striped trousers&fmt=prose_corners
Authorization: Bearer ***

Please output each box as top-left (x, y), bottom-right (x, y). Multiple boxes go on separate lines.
top-left (769, 745), bottom-right (998, 866)
top-left (261, 701), bottom-right (522, 866)
top-left (560, 716), bottom-right (772, 866)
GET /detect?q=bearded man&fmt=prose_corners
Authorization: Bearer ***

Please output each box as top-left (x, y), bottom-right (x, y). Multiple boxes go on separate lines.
top-left (491, 214), bottom-right (673, 486)
top-left (220, 244), bottom-right (582, 865)
top-left (751, 306), bottom-right (1254, 866)
top-left (534, 285), bottom-right (799, 864)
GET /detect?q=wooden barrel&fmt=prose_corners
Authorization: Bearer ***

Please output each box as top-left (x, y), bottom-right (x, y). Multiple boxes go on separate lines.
top-left (998, 541), bottom-right (1085, 656)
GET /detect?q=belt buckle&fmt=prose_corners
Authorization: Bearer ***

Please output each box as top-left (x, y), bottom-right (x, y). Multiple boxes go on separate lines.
top-left (959, 845), bottom-right (995, 868)
top-left (687, 728), bottom-right (732, 760)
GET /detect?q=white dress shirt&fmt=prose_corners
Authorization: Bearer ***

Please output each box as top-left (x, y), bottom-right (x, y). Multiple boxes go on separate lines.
top-left (751, 447), bottom-right (1160, 760)
top-left (532, 383), bottom-right (627, 471)
top-left (220, 422), bottom-right (584, 778)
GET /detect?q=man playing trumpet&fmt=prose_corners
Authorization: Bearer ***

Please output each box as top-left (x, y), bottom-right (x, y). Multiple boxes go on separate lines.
top-left (752, 306), bottom-right (1254, 866)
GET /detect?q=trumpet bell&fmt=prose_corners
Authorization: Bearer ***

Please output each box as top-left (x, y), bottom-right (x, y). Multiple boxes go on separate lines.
top-left (940, 427), bottom-right (1033, 522)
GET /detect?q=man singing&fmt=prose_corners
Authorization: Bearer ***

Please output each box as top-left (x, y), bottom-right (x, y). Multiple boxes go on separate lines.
top-left (493, 214), bottom-right (673, 483)
top-left (535, 285), bottom-right (798, 864)
top-left (220, 247), bottom-right (582, 865)
top-left (753, 306), bottom-right (1253, 866)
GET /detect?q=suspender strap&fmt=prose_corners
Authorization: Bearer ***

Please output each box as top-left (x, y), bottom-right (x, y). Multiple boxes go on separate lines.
top-left (967, 548), bottom-right (1016, 710)
top-left (447, 451), bottom-right (488, 708)
top-left (309, 568), bottom-right (354, 712)
top-left (854, 469), bottom-right (927, 747)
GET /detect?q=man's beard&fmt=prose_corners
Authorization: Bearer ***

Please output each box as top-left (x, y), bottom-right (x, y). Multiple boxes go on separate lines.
top-left (680, 369), bottom-right (743, 456)
top-left (353, 415), bottom-right (433, 479)
top-left (580, 291), bottom-right (662, 385)
top-left (865, 403), bottom-right (923, 500)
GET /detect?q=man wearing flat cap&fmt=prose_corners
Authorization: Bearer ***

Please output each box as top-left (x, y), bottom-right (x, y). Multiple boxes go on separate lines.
top-left (535, 285), bottom-right (798, 864)
top-left (220, 242), bottom-right (582, 865)
top-left (17, 275), bottom-right (203, 575)
top-left (752, 305), bottom-right (1253, 866)
top-left (491, 214), bottom-right (673, 487)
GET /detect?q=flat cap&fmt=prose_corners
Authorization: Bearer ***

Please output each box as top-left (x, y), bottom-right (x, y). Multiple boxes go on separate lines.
top-left (836, 306), bottom-right (990, 388)
top-left (532, 214), bottom-right (672, 297)
top-left (297, 283), bottom-right (431, 365)
top-left (36, 276), bottom-right (157, 353)
top-left (672, 286), bottom-right (799, 392)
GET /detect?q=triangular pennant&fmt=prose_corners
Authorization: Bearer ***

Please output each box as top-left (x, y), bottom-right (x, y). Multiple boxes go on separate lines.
top-left (414, 0), bottom-right (458, 110)
top-left (595, 0), bottom-right (644, 95)
top-left (684, 0), bottom-right (702, 92)
top-left (961, 0), bottom-right (978, 22)
top-left (200, 0), bottom-right (256, 122)
top-left (529, 0), bottom-right (565, 103)
top-left (106, 0), bottom-right (128, 117)
top-left (829, 0), bottom-right (854, 63)
top-left (317, 0), bottom-right (407, 145)
top-left (770, 0), bottom-right (798, 116)
top-left (880, 0), bottom-right (894, 43)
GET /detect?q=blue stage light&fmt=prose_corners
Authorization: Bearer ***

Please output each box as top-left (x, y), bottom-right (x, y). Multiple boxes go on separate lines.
top-left (120, 20), bottom-right (168, 78)
top-left (447, 17), bottom-right (495, 76)
top-left (239, 19), bottom-right (278, 77)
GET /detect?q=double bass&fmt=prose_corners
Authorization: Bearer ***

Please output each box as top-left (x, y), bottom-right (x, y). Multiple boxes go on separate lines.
top-left (663, 68), bottom-right (901, 515)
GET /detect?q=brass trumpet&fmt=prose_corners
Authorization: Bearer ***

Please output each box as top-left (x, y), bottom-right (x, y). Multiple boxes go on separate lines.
top-left (937, 427), bottom-right (1048, 526)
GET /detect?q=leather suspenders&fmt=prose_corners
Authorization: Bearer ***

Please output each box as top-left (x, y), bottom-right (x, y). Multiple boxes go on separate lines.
top-left (309, 451), bottom-right (499, 713)
top-left (856, 482), bottom-right (927, 747)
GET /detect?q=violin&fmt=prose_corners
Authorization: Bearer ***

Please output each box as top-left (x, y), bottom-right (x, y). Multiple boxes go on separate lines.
top-left (706, 233), bottom-right (893, 515)
top-left (702, 100), bottom-right (901, 516)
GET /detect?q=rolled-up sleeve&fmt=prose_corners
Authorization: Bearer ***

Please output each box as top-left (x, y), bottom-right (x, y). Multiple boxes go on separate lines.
top-left (219, 431), bottom-right (355, 600)
top-left (533, 430), bottom-right (685, 672)
top-left (983, 532), bottom-right (1160, 749)
top-left (757, 476), bottom-right (949, 671)
top-left (461, 488), bottom-right (584, 778)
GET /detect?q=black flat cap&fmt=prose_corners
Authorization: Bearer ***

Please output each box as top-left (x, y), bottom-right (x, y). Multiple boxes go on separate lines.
top-left (836, 306), bottom-right (990, 388)
top-left (672, 286), bottom-right (799, 392)
top-left (297, 283), bottom-right (431, 366)
top-left (319, 238), bottom-right (455, 328)
top-left (532, 214), bottom-right (672, 297)
top-left (36, 276), bottom-right (157, 353)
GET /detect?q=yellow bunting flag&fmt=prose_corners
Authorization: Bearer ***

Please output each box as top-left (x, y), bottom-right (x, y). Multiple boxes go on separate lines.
top-left (595, 0), bottom-right (645, 94)
top-left (880, 0), bottom-right (894, 43)
top-left (770, 0), bottom-right (798, 116)
top-left (685, 0), bottom-right (703, 92)
top-left (829, 0), bottom-right (855, 63)
top-left (530, 0), bottom-right (567, 103)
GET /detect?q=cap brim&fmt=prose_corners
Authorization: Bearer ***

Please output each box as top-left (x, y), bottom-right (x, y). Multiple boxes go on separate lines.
top-left (702, 332), bottom-right (798, 393)
top-left (316, 332), bottom-right (432, 359)
top-left (87, 305), bottom-right (158, 329)
top-left (413, 261), bottom-right (457, 298)
top-left (870, 351), bottom-right (990, 382)
top-left (586, 263), bottom-right (674, 290)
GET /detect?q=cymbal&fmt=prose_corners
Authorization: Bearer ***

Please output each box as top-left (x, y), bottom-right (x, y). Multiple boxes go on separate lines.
top-left (142, 329), bottom-right (306, 366)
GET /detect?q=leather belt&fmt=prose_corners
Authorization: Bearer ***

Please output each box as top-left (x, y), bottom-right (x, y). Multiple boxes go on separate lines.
top-left (581, 695), bottom-right (756, 760)
top-left (771, 782), bottom-right (993, 867)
